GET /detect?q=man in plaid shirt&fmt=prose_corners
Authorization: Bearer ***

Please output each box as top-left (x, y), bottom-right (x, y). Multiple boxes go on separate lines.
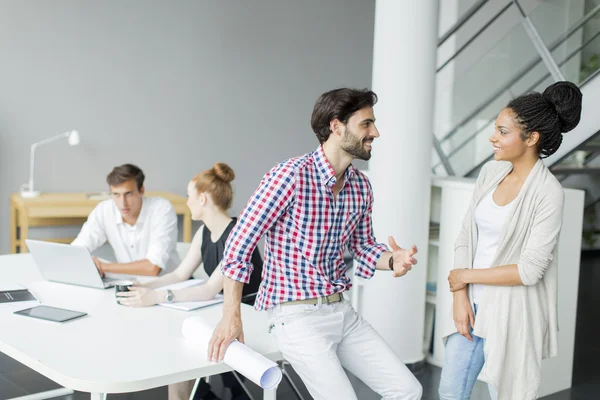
top-left (209, 88), bottom-right (422, 399)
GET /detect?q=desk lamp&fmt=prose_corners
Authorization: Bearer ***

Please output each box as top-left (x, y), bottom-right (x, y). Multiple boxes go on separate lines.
top-left (20, 130), bottom-right (80, 198)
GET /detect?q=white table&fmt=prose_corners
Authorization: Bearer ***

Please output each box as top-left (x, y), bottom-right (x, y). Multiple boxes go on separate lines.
top-left (0, 254), bottom-right (282, 399)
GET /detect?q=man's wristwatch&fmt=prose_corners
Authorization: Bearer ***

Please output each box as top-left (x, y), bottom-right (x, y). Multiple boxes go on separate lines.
top-left (388, 255), bottom-right (394, 270)
top-left (165, 289), bottom-right (174, 303)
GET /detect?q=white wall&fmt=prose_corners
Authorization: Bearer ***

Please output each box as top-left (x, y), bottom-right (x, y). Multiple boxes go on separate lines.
top-left (0, 0), bottom-right (376, 252)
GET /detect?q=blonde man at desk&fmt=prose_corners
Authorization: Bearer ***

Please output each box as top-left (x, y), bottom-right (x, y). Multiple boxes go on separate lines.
top-left (72, 164), bottom-right (180, 276)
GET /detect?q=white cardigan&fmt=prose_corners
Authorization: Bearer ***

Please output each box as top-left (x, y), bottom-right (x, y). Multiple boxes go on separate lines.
top-left (442, 159), bottom-right (564, 400)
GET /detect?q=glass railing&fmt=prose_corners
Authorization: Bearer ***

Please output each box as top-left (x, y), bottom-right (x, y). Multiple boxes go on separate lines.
top-left (555, 20), bottom-right (600, 83)
top-left (445, 71), bottom-right (557, 177)
top-left (531, 0), bottom-right (600, 83)
top-left (433, 0), bottom-right (600, 177)
top-left (437, 0), bottom-right (489, 47)
top-left (433, 1), bottom-right (550, 175)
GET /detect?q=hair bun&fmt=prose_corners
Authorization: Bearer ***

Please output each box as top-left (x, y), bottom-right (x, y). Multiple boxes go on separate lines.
top-left (213, 162), bottom-right (235, 183)
top-left (542, 81), bottom-right (582, 133)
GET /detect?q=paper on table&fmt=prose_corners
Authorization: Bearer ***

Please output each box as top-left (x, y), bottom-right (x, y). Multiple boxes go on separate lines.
top-left (182, 317), bottom-right (282, 390)
top-left (160, 295), bottom-right (224, 311)
top-left (156, 279), bottom-right (205, 291)
top-left (156, 279), bottom-right (222, 311)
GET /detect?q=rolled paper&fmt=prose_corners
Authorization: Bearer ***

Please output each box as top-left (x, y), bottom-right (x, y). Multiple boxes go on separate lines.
top-left (182, 316), bottom-right (282, 390)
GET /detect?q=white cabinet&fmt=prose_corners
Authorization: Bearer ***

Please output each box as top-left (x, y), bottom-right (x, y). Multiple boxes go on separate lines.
top-left (425, 177), bottom-right (476, 367)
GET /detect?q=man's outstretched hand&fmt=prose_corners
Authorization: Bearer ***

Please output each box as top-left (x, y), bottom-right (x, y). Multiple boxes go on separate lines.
top-left (388, 236), bottom-right (418, 278)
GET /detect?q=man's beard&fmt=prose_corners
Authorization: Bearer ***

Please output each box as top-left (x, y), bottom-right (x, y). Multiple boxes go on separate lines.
top-left (341, 128), bottom-right (373, 161)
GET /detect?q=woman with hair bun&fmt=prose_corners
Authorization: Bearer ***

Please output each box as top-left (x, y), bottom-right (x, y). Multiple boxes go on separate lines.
top-left (118, 162), bottom-right (262, 400)
top-left (439, 81), bottom-right (583, 400)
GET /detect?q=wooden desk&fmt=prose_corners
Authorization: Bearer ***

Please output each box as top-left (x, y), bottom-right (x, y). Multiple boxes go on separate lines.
top-left (10, 192), bottom-right (192, 253)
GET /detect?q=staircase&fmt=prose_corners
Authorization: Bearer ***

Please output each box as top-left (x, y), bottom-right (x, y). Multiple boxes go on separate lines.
top-left (434, 0), bottom-right (600, 247)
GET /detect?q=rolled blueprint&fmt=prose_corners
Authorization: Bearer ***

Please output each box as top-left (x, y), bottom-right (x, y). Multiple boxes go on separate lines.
top-left (182, 316), bottom-right (282, 390)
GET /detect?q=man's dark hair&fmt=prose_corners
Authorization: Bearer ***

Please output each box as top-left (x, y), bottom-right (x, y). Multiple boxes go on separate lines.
top-left (311, 88), bottom-right (378, 144)
top-left (106, 164), bottom-right (145, 190)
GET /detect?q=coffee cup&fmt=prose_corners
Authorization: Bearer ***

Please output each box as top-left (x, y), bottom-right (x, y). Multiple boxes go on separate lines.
top-left (114, 280), bottom-right (134, 303)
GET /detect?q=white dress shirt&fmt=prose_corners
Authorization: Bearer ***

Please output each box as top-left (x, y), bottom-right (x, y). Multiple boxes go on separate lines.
top-left (72, 196), bottom-right (181, 273)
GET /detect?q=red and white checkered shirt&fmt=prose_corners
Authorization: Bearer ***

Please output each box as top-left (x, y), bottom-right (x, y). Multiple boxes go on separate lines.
top-left (222, 146), bottom-right (389, 310)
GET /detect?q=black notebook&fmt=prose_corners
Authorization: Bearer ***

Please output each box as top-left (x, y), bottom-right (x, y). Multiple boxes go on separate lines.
top-left (0, 287), bottom-right (37, 304)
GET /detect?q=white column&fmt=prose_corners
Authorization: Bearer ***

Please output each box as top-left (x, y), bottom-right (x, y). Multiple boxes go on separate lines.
top-left (360, 0), bottom-right (438, 364)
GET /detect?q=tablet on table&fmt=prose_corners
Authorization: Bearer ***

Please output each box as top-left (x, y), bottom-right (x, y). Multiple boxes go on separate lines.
top-left (14, 305), bottom-right (87, 323)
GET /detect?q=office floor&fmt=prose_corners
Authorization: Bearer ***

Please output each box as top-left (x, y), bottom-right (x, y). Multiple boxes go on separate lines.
top-left (1, 250), bottom-right (598, 400)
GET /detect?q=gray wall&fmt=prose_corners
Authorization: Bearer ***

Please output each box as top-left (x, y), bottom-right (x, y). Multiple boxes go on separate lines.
top-left (0, 0), bottom-right (376, 253)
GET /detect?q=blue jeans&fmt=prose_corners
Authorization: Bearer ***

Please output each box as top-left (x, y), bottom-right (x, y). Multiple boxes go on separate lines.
top-left (438, 306), bottom-right (498, 400)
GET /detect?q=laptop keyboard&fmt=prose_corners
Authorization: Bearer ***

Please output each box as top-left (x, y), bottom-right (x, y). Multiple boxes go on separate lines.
top-left (102, 278), bottom-right (119, 288)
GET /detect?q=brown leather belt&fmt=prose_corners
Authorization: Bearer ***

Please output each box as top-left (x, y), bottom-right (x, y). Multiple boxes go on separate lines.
top-left (281, 292), bottom-right (343, 306)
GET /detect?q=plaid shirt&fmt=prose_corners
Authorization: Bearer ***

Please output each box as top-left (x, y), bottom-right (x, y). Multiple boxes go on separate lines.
top-left (222, 146), bottom-right (389, 310)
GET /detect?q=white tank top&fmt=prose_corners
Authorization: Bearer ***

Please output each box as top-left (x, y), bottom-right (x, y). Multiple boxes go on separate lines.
top-left (472, 187), bottom-right (515, 304)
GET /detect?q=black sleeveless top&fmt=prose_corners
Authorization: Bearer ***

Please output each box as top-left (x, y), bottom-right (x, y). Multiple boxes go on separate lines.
top-left (200, 218), bottom-right (263, 305)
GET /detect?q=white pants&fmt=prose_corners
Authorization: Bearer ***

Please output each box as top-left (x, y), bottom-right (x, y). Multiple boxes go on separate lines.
top-left (268, 299), bottom-right (422, 400)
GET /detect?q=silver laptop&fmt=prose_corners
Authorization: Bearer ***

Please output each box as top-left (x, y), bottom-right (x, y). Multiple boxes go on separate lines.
top-left (26, 239), bottom-right (118, 289)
